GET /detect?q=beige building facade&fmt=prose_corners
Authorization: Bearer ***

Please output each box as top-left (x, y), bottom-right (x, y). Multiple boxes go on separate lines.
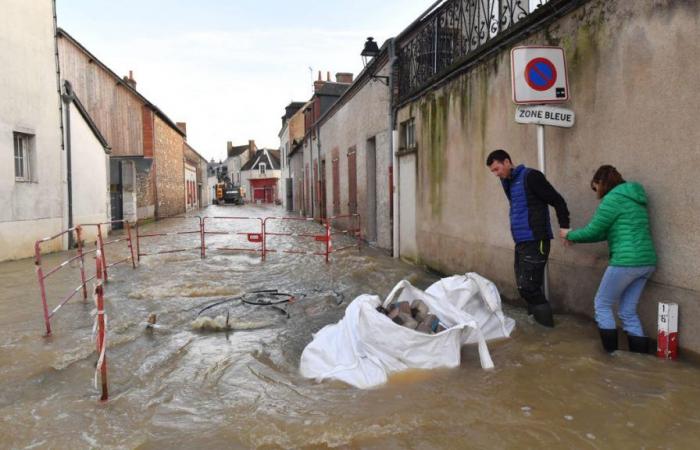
top-left (395, 0), bottom-right (700, 352)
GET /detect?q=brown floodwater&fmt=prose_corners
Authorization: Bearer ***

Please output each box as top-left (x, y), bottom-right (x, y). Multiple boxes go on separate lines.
top-left (1, 204), bottom-right (699, 449)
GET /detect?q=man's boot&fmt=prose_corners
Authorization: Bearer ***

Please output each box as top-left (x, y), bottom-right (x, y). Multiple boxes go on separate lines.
top-left (531, 303), bottom-right (554, 327)
top-left (627, 334), bottom-right (650, 354)
top-left (598, 328), bottom-right (618, 353)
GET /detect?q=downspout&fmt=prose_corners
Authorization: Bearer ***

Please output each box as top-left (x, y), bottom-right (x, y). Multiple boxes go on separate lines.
top-left (388, 38), bottom-right (400, 258)
top-left (61, 82), bottom-right (75, 248)
top-left (53, 0), bottom-right (71, 247)
top-left (316, 123), bottom-right (322, 220)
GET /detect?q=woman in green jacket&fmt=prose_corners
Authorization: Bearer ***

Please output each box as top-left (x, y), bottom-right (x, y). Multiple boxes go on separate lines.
top-left (560, 165), bottom-right (657, 354)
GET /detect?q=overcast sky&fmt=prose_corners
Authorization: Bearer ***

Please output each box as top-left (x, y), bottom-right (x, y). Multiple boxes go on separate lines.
top-left (57, 0), bottom-right (434, 161)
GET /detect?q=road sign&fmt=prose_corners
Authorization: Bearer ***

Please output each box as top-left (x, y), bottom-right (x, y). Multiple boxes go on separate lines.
top-left (511, 46), bottom-right (569, 104)
top-left (515, 105), bottom-right (575, 128)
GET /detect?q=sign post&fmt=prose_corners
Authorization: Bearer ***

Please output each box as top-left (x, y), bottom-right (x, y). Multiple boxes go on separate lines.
top-left (511, 46), bottom-right (572, 303)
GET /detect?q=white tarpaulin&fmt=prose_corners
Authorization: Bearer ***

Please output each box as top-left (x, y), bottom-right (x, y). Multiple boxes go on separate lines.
top-left (299, 273), bottom-right (516, 389)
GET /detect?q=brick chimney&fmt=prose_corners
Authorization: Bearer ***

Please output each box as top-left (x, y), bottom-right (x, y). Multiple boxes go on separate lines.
top-left (123, 70), bottom-right (137, 90)
top-left (335, 72), bottom-right (354, 84)
top-left (248, 139), bottom-right (257, 160)
top-left (313, 70), bottom-right (326, 93)
top-left (176, 122), bottom-right (187, 136)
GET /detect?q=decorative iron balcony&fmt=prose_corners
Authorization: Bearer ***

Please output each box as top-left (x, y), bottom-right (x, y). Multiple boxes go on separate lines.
top-left (397, 0), bottom-right (576, 102)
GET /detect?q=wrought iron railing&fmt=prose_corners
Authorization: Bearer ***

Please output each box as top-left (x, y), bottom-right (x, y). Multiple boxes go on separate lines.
top-left (397, 0), bottom-right (572, 101)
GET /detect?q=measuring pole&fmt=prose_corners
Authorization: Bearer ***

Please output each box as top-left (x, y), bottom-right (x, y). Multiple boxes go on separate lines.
top-left (537, 124), bottom-right (550, 302)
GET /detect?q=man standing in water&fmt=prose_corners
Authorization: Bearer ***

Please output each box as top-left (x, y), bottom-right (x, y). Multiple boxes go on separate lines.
top-left (486, 149), bottom-right (570, 327)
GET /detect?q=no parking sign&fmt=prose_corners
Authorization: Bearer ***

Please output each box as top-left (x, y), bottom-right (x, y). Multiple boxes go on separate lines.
top-left (511, 46), bottom-right (569, 104)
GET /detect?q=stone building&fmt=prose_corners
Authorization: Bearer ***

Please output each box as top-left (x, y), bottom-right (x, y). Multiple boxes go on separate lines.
top-left (278, 102), bottom-right (307, 210)
top-left (392, 0), bottom-right (700, 353)
top-left (57, 28), bottom-right (187, 222)
top-left (240, 149), bottom-right (282, 204)
top-left (299, 72), bottom-right (352, 218)
top-left (316, 52), bottom-right (393, 249)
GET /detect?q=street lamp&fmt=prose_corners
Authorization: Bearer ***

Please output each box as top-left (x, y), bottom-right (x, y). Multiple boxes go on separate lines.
top-left (361, 37), bottom-right (389, 85)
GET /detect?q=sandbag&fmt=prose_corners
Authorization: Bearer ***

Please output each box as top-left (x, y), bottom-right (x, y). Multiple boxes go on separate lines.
top-left (299, 273), bottom-right (515, 389)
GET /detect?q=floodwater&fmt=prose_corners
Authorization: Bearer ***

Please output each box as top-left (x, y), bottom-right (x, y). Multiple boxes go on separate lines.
top-left (1, 204), bottom-right (699, 449)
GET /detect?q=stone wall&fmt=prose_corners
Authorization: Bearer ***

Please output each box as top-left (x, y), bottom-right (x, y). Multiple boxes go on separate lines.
top-left (318, 61), bottom-right (392, 249)
top-left (396, 0), bottom-right (700, 352)
top-left (154, 116), bottom-right (185, 218)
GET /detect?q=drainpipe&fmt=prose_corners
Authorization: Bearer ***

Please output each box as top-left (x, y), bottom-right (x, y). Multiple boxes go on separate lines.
top-left (61, 81), bottom-right (75, 248)
top-left (52, 0), bottom-right (70, 247)
top-left (388, 38), bottom-right (400, 258)
top-left (316, 125), bottom-right (322, 220)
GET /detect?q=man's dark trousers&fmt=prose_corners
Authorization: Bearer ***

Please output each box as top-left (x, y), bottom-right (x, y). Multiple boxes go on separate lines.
top-left (514, 240), bottom-right (550, 308)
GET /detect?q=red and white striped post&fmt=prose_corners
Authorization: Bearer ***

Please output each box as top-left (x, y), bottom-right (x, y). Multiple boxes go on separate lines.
top-left (325, 219), bottom-right (331, 263)
top-left (657, 302), bottom-right (678, 360)
top-left (94, 250), bottom-right (109, 401)
top-left (96, 224), bottom-right (108, 281)
top-left (34, 241), bottom-right (51, 336)
top-left (125, 221), bottom-right (136, 268)
top-left (75, 226), bottom-right (88, 300)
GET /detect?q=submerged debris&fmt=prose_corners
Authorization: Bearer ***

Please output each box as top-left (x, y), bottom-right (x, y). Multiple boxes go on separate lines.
top-left (377, 300), bottom-right (446, 334)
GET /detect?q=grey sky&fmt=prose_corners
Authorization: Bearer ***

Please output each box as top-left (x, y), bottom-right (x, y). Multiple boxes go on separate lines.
top-left (56, 0), bottom-right (434, 161)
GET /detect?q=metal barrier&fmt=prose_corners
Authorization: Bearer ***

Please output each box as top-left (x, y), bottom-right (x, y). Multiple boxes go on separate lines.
top-left (35, 226), bottom-right (90, 335)
top-left (82, 220), bottom-right (136, 281)
top-left (35, 222), bottom-right (136, 335)
top-left (262, 217), bottom-right (331, 262)
top-left (135, 215), bottom-right (203, 261)
top-left (93, 249), bottom-right (108, 401)
top-left (202, 216), bottom-right (264, 258)
top-left (328, 214), bottom-right (362, 253)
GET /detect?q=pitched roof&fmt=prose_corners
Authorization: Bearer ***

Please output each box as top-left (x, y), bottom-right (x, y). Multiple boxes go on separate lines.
top-left (240, 149), bottom-right (281, 171)
top-left (228, 145), bottom-right (249, 158)
top-left (56, 28), bottom-right (185, 138)
top-left (185, 143), bottom-right (207, 164)
top-left (317, 82), bottom-right (351, 97)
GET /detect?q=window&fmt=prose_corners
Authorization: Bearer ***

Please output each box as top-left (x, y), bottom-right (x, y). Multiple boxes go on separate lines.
top-left (399, 118), bottom-right (416, 150)
top-left (14, 132), bottom-right (34, 182)
top-left (259, 163), bottom-right (266, 175)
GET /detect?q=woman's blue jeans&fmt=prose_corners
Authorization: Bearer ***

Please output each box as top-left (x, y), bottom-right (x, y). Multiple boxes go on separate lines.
top-left (594, 265), bottom-right (656, 336)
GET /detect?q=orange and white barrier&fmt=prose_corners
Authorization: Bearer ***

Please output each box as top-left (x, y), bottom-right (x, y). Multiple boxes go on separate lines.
top-left (328, 214), bottom-right (362, 253)
top-left (34, 221), bottom-right (135, 335)
top-left (202, 216), bottom-right (264, 259)
top-left (263, 217), bottom-right (331, 262)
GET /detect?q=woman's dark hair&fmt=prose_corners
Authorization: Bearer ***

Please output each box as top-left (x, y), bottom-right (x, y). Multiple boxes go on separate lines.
top-left (486, 149), bottom-right (511, 166)
top-left (591, 165), bottom-right (625, 198)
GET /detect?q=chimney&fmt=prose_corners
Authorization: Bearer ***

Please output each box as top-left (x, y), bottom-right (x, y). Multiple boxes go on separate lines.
top-left (326, 71), bottom-right (331, 81)
top-left (313, 70), bottom-right (326, 93)
top-left (176, 122), bottom-right (187, 136)
top-left (248, 139), bottom-right (257, 160)
top-left (123, 70), bottom-right (137, 90)
top-left (335, 72), bottom-right (354, 84)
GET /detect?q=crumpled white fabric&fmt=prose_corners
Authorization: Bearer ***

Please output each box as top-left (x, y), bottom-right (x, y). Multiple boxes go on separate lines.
top-left (299, 273), bottom-right (515, 389)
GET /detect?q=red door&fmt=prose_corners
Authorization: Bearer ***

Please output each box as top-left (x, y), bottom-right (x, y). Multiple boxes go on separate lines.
top-left (332, 158), bottom-right (340, 214)
top-left (347, 147), bottom-right (357, 214)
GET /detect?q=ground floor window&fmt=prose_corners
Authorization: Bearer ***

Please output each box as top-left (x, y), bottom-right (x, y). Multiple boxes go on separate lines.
top-left (14, 132), bottom-right (34, 182)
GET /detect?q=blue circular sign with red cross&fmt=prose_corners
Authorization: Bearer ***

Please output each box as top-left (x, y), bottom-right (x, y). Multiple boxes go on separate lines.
top-left (524, 58), bottom-right (557, 92)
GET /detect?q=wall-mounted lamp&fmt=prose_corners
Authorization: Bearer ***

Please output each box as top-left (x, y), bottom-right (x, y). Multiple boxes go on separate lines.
top-left (361, 37), bottom-right (389, 85)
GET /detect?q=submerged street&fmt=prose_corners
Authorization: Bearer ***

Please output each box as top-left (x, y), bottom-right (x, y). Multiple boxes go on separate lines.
top-left (1, 204), bottom-right (699, 449)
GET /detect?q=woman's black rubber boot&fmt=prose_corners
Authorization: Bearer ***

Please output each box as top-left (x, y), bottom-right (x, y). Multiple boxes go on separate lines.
top-left (598, 328), bottom-right (618, 353)
top-left (627, 334), bottom-right (650, 354)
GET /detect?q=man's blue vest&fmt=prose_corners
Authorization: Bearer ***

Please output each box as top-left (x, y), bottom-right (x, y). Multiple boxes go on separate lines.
top-left (501, 165), bottom-right (552, 243)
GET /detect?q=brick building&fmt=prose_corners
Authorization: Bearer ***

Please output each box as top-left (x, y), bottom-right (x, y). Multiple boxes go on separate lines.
top-left (57, 28), bottom-right (187, 222)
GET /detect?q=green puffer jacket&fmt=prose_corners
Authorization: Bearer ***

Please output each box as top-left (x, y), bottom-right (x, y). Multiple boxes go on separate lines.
top-left (567, 182), bottom-right (657, 266)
